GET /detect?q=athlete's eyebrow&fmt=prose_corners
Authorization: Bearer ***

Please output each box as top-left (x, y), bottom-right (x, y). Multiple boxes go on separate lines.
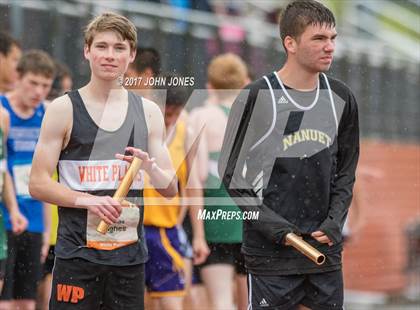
top-left (311, 33), bottom-right (338, 40)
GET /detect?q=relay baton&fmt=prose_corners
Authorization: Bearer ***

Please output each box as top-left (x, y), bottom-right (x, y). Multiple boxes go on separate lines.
top-left (285, 232), bottom-right (326, 265)
top-left (96, 157), bottom-right (142, 234)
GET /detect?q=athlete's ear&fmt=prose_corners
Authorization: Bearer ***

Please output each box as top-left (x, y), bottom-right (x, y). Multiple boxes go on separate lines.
top-left (129, 48), bottom-right (136, 63)
top-left (284, 36), bottom-right (297, 55)
top-left (84, 44), bottom-right (90, 60)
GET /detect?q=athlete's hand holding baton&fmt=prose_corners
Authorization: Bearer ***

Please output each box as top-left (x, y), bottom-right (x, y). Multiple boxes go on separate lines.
top-left (285, 233), bottom-right (326, 265)
top-left (96, 147), bottom-right (150, 234)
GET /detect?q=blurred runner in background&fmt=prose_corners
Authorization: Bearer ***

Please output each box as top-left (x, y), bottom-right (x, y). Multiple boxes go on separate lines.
top-left (190, 53), bottom-right (249, 310)
top-left (0, 49), bottom-right (55, 310)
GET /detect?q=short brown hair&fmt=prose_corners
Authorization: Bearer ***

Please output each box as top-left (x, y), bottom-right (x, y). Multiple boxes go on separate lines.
top-left (280, 0), bottom-right (335, 49)
top-left (132, 47), bottom-right (160, 76)
top-left (17, 50), bottom-right (55, 79)
top-left (84, 12), bottom-right (137, 51)
top-left (0, 31), bottom-right (20, 56)
top-left (207, 53), bottom-right (248, 95)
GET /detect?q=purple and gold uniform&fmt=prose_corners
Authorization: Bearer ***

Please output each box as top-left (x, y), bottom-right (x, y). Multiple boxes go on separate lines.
top-left (143, 121), bottom-right (188, 297)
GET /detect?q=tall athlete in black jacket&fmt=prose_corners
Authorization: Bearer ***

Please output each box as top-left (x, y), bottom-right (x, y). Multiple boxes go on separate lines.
top-left (219, 1), bottom-right (359, 309)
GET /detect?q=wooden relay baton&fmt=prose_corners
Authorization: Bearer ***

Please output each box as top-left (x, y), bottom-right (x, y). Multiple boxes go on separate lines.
top-left (285, 233), bottom-right (326, 265)
top-left (96, 157), bottom-right (143, 234)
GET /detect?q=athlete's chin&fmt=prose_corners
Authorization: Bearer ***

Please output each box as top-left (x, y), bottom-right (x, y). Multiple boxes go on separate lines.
top-left (97, 72), bottom-right (121, 81)
top-left (316, 64), bottom-right (332, 73)
top-left (24, 100), bottom-right (41, 109)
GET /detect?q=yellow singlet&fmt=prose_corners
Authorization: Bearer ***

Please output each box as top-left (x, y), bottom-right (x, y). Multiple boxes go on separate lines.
top-left (143, 121), bottom-right (187, 228)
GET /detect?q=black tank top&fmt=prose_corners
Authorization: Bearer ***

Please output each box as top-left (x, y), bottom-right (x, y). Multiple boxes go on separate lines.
top-left (55, 90), bottom-right (148, 266)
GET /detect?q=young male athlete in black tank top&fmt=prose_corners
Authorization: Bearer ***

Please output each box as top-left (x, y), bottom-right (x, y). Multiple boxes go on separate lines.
top-left (29, 13), bottom-right (177, 310)
top-left (219, 1), bottom-right (359, 309)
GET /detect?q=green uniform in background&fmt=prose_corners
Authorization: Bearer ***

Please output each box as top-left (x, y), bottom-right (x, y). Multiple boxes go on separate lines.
top-left (203, 105), bottom-right (242, 243)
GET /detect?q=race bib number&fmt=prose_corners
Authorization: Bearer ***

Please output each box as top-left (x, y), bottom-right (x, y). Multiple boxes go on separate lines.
top-left (86, 203), bottom-right (140, 250)
top-left (13, 164), bottom-right (31, 197)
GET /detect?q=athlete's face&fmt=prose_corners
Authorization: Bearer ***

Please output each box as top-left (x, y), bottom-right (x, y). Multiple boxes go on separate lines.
top-left (17, 72), bottom-right (53, 108)
top-left (288, 23), bottom-right (337, 73)
top-left (84, 31), bottom-right (135, 81)
top-left (0, 45), bottom-right (22, 91)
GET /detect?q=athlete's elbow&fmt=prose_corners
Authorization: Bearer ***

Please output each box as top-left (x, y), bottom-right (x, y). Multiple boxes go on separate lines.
top-left (155, 184), bottom-right (177, 199)
top-left (166, 181), bottom-right (178, 198)
top-left (164, 171), bottom-right (178, 198)
top-left (29, 173), bottom-right (45, 201)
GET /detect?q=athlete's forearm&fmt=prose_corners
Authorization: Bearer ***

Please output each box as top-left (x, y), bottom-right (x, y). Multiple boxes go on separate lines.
top-left (320, 93), bottom-right (360, 244)
top-left (225, 181), bottom-right (299, 244)
top-left (29, 172), bottom-right (91, 209)
top-left (3, 171), bottom-right (20, 214)
top-left (186, 188), bottom-right (205, 239)
top-left (146, 165), bottom-right (178, 198)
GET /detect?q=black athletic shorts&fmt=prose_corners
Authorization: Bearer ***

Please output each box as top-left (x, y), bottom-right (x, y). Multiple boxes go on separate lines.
top-left (43, 245), bottom-right (55, 277)
top-left (201, 243), bottom-right (246, 275)
top-left (248, 269), bottom-right (344, 310)
top-left (181, 216), bottom-right (202, 284)
top-left (50, 257), bottom-right (145, 310)
top-left (0, 231), bottom-right (43, 300)
top-left (0, 259), bottom-right (6, 281)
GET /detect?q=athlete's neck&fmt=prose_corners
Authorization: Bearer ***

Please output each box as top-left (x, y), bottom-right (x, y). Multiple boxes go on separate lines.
top-left (277, 64), bottom-right (319, 91)
top-left (0, 83), bottom-right (7, 94)
top-left (7, 90), bottom-right (37, 118)
top-left (0, 79), bottom-right (13, 94)
top-left (216, 95), bottom-right (236, 108)
top-left (85, 75), bottom-right (125, 104)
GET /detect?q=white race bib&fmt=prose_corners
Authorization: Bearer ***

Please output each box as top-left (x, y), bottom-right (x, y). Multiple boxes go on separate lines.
top-left (86, 204), bottom-right (140, 250)
top-left (13, 164), bottom-right (31, 197)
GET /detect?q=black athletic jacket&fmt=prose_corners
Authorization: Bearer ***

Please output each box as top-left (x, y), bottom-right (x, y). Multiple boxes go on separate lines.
top-left (219, 72), bottom-right (359, 275)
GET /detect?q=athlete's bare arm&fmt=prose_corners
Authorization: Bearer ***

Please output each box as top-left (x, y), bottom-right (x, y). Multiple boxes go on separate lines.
top-left (184, 125), bottom-right (209, 264)
top-left (29, 95), bottom-right (123, 225)
top-left (189, 103), bottom-right (230, 183)
top-left (188, 107), bottom-right (209, 184)
top-left (0, 107), bottom-right (28, 234)
top-left (119, 98), bottom-right (177, 198)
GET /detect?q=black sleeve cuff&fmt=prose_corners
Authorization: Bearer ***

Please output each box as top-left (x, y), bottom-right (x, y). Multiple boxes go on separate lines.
top-left (275, 226), bottom-right (301, 245)
top-left (319, 217), bottom-right (343, 244)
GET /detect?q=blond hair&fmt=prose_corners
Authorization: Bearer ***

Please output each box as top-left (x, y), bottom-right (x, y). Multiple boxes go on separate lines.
top-left (84, 12), bottom-right (137, 50)
top-left (207, 53), bottom-right (248, 96)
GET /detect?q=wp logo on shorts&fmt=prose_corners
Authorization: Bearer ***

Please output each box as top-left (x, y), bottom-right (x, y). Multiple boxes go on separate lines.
top-left (57, 284), bottom-right (85, 303)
